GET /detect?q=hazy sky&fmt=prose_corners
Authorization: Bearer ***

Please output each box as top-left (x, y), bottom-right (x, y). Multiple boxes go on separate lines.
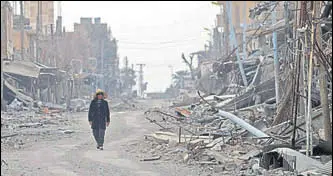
top-left (60, 1), bottom-right (219, 92)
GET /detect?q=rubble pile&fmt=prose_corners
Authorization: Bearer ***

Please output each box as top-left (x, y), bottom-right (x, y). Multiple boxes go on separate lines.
top-left (1, 110), bottom-right (78, 151)
top-left (137, 89), bottom-right (332, 175)
top-left (109, 98), bottom-right (144, 112)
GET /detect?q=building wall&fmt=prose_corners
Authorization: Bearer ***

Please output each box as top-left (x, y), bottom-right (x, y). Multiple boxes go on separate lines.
top-left (219, 1), bottom-right (257, 29)
top-left (12, 30), bottom-right (29, 51)
top-left (56, 31), bottom-right (91, 69)
top-left (74, 18), bottom-right (114, 73)
top-left (1, 1), bottom-right (13, 60)
top-left (24, 1), bottom-right (54, 33)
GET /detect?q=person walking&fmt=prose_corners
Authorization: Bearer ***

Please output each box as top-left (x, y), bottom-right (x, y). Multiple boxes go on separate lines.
top-left (88, 89), bottom-right (110, 150)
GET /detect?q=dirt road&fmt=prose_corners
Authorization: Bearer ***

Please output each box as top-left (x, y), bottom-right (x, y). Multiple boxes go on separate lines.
top-left (2, 101), bottom-right (201, 176)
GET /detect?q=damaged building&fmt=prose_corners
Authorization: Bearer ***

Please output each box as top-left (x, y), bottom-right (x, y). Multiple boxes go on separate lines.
top-left (1, 2), bottom-right (121, 111)
top-left (158, 1), bottom-right (332, 175)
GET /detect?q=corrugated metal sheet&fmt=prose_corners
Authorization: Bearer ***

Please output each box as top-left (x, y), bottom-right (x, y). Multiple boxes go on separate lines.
top-left (301, 160), bottom-right (332, 175)
top-left (319, 160), bottom-right (333, 175)
top-left (270, 148), bottom-right (324, 173)
top-left (3, 60), bottom-right (40, 78)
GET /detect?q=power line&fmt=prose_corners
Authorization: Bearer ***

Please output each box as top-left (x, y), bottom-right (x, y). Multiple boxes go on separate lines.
top-left (119, 43), bottom-right (203, 50)
top-left (118, 37), bottom-right (203, 45)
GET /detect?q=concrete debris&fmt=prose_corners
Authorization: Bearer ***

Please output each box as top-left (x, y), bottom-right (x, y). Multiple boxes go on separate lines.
top-left (1, 133), bottom-right (18, 139)
top-left (63, 130), bottom-right (75, 134)
top-left (8, 98), bottom-right (23, 111)
top-left (110, 98), bottom-right (138, 112)
top-left (18, 123), bottom-right (43, 128)
top-left (1, 159), bottom-right (8, 167)
top-left (140, 80), bottom-right (331, 175)
top-left (140, 155), bottom-right (161, 161)
top-left (1, 110), bottom-right (78, 151)
top-left (69, 99), bottom-right (89, 112)
top-left (174, 107), bottom-right (191, 118)
top-left (303, 160), bottom-right (332, 176)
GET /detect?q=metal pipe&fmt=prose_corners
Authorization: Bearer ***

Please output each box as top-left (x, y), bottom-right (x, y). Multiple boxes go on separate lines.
top-left (272, 1), bottom-right (280, 105)
top-left (218, 110), bottom-right (269, 138)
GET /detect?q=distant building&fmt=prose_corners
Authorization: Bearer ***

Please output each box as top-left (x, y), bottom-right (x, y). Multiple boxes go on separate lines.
top-left (24, 1), bottom-right (54, 34)
top-left (72, 17), bottom-right (120, 97)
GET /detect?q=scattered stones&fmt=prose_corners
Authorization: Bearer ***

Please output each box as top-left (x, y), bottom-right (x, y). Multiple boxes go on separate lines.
top-left (63, 130), bottom-right (75, 134)
top-left (1, 111), bottom-right (79, 151)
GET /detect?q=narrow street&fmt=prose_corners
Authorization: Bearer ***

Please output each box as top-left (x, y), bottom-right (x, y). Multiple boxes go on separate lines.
top-left (1, 100), bottom-right (201, 176)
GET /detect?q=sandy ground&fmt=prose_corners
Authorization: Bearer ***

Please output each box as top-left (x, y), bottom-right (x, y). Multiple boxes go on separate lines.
top-left (1, 100), bottom-right (204, 176)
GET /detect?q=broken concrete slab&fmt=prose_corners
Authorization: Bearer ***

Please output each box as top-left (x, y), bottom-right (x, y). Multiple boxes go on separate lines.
top-left (238, 149), bottom-right (262, 161)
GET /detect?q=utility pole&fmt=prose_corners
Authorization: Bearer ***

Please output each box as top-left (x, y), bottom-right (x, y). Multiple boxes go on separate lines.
top-left (306, 1), bottom-right (316, 156)
top-left (101, 40), bottom-right (104, 91)
top-left (224, 3), bottom-right (229, 58)
top-left (242, 1), bottom-right (247, 60)
top-left (50, 24), bottom-right (54, 66)
top-left (291, 1), bottom-right (300, 148)
top-left (124, 56), bottom-right (129, 91)
top-left (316, 1), bottom-right (331, 141)
top-left (130, 63), bottom-right (134, 91)
top-left (219, 3), bottom-right (223, 58)
top-left (300, 1), bottom-right (307, 118)
top-left (272, 1), bottom-right (280, 105)
top-left (36, 1), bottom-right (40, 62)
top-left (39, 1), bottom-right (42, 35)
top-left (20, 1), bottom-right (24, 60)
top-left (136, 64), bottom-right (145, 97)
top-left (125, 56), bottom-right (128, 75)
top-left (284, 1), bottom-right (290, 49)
top-left (168, 65), bottom-right (174, 86)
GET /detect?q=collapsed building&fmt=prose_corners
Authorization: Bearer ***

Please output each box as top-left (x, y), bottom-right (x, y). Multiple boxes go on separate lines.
top-left (157, 1), bottom-right (332, 175)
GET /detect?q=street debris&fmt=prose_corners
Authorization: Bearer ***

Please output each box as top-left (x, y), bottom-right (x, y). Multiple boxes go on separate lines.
top-left (140, 155), bottom-right (161, 162)
top-left (137, 91), bottom-right (332, 175)
top-left (1, 110), bottom-right (79, 152)
top-left (137, 28), bottom-right (333, 174)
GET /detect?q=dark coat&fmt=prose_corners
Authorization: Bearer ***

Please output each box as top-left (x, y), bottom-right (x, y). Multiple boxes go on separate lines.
top-left (88, 98), bottom-right (110, 129)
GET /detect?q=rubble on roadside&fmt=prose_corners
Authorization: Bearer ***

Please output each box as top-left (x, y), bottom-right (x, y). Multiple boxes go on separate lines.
top-left (1, 110), bottom-right (78, 152)
top-left (137, 95), bottom-right (332, 175)
top-left (109, 97), bottom-right (141, 112)
top-left (136, 57), bottom-right (332, 176)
